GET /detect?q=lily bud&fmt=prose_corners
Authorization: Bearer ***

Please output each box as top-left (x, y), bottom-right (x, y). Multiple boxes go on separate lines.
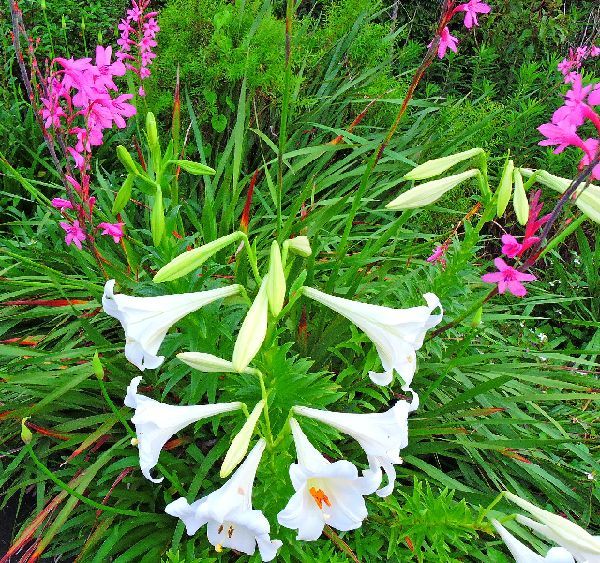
top-left (169, 160), bottom-right (216, 176)
top-left (177, 352), bottom-right (244, 374)
top-left (146, 112), bottom-right (160, 155)
top-left (220, 400), bottom-right (265, 478)
top-left (404, 148), bottom-right (484, 181)
top-left (232, 279), bottom-right (269, 372)
top-left (512, 168), bottom-right (529, 225)
top-left (151, 188), bottom-right (165, 246)
top-left (386, 170), bottom-right (479, 210)
top-left (496, 159), bottom-right (514, 217)
top-left (112, 173), bottom-right (135, 214)
top-left (116, 145), bottom-right (139, 176)
top-left (154, 232), bottom-right (243, 282)
top-left (285, 236), bottom-right (312, 258)
top-left (521, 168), bottom-right (600, 223)
top-left (21, 418), bottom-right (32, 444)
top-left (266, 241), bottom-right (286, 316)
top-left (62, 15), bottom-right (66, 29)
top-left (92, 352), bottom-right (104, 380)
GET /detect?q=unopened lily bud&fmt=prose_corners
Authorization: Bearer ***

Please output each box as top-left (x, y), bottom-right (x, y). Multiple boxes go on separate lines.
top-left (220, 400), bottom-right (265, 478)
top-left (21, 418), bottom-right (32, 444)
top-left (512, 168), bottom-right (529, 225)
top-left (62, 15), bottom-right (67, 29)
top-left (521, 168), bottom-right (600, 223)
top-left (169, 160), bottom-right (216, 176)
top-left (496, 159), bottom-right (514, 217)
top-left (266, 241), bottom-right (286, 316)
top-left (154, 231), bottom-right (243, 282)
top-left (92, 351), bottom-right (104, 380)
top-left (41, 0), bottom-right (46, 10)
top-left (177, 352), bottom-right (240, 373)
top-left (404, 148), bottom-right (484, 181)
top-left (97, 31), bottom-right (103, 44)
top-left (386, 169), bottom-right (479, 210)
top-left (116, 145), bottom-right (139, 176)
top-left (81, 17), bottom-right (85, 31)
top-left (146, 112), bottom-right (160, 155)
top-left (232, 279), bottom-right (269, 372)
top-left (285, 236), bottom-right (311, 258)
top-left (151, 188), bottom-right (165, 246)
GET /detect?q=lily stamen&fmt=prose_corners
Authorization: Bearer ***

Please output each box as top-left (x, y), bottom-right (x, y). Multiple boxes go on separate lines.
top-left (309, 487), bottom-right (331, 510)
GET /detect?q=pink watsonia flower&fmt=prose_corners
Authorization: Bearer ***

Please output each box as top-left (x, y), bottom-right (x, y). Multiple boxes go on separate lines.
top-left (592, 46), bottom-right (600, 57)
top-left (98, 222), bottom-right (125, 243)
top-left (481, 258), bottom-right (536, 297)
top-left (551, 74), bottom-right (593, 127)
top-left (51, 197), bottom-right (73, 210)
top-left (427, 244), bottom-right (448, 267)
top-left (579, 138), bottom-right (600, 180)
top-left (501, 234), bottom-right (523, 258)
top-left (456, 0), bottom-right (491, 29)
top-left (60, 220), bottom-right (86, 250)
top-left (538, 121), bottom-right (585, 154)
top-left (432, 27), bottom-right (458, 59)
top-left (94, 45), bottom-right (126, 90)
top-left (67, 146), bottom-right (86, 169)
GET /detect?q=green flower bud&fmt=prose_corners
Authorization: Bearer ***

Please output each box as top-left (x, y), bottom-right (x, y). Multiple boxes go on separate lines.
top-left (266, 241), bottom-right (286, 316)
top-left (92, 352), bottom-right (104, 380)
top-left (496, 159), bottom-right (514, 217)
top-left (116, 145), bottom-right (139, 176)
top-left (521, 169), bottom-right (600, 223)
top-left (284, 236), bottom-right (312, 258)
top-left (112, 173), bottom-right (135, 214)
top-left (513, 168), bottom-right (529, 225)
top-left (232, 279), bottom-right (268, 372)
top-left (153, 232), bottom-right (244, 282)
top-left (386, 169), bottom-right (479, 210)
top-left (404, 148), bottom-right (484, 181)
top-left (168, 160), bottom-right (216, 176)
top-left (220, 400), bottom-right (264, 478)
top-left (146, 112), bottom-right (160, 154)
top-left (21, 418), bottom-right (32, 444)
top-left (151, 188), bottom-right (165, 246)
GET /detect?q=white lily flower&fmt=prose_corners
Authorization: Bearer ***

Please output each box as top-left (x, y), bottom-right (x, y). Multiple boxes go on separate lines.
top-left (165, 439), bottom-right (282, 561)
top-left (505, 492), bottom-right (600, 563)
top-left (492, 519), bottom-right (575, 563)
top-left (293, 394), bottom-right (418, 497)
top-left (125, 376), bottom-right (242, 483)
top-left (277, 418), bottom-right (382, 541)
top-left (303, 287), bottom-right (443, 389)
top-left (102, 280), bottom-right (241, 371)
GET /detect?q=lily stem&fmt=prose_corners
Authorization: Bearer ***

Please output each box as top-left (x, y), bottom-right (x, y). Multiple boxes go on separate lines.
top-left (253, 369), bottom-right (274, 447)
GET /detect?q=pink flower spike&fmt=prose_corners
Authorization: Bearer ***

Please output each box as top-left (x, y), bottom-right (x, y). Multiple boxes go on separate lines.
top-left (457, 0), bottom-right (491, 29)
top-left (52, 197), bottom-right (73, 210)
top-left (98, 222), bottom-right (125, 243)
top-left (427, 245), bottom-right (447, 267)
top-left (434, 27), bottom-right (459, 59)
top-left (481, 258), bottom-right (536, 297)
top-left (591, 46), bottom-right (600, 57)
top-left (501, 234), bottom-right (523, 258)
top-left (60, 220), bottom-right (86, 250)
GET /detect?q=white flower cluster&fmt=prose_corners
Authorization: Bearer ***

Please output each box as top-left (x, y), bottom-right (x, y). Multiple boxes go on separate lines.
top-left (101, 235), bottom-right (445, 560)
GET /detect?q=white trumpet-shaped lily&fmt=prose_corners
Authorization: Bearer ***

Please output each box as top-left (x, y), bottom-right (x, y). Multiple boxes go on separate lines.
top-left (165, 439), bottom-right (282, 561)
top-left (277, 418), bottom-right (382, 541)
top-left (505, 492), bottom-right (600, 563)
top-left (102, 280), bottom-right (241, 371)
top-left (303, 287), bottom-right (443, 389)
top-left (492, 519), bottom-right (575, 563)
top-left (293, 394), bottom-right (419, 497)
top-left (125, 376), bottom-right (242, 483)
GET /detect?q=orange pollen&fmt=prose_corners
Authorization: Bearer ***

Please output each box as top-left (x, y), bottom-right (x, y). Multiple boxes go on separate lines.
top-left (309, 487), bottom-right (331, 510)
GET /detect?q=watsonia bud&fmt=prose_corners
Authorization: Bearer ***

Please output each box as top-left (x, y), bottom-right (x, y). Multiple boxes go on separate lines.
top-left (266, 241), bottom-right (286, 316)
top-left (220, 400), bottom-right (265, 478)
top-left (386, 169), bottom-right (479, 210)
top-left (153, 231), bottom-right (243, 282)
top-left (404, 148), bottom-right (484, 181)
